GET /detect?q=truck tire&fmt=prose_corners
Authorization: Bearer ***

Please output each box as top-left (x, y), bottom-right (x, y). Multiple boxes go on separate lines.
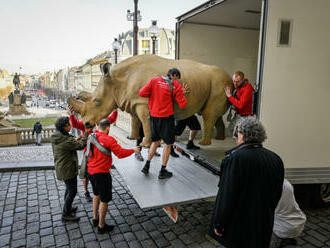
top-left (310, 184), bottom-right (330, 208)
top-left (294, 184), bottom-right (330, 208)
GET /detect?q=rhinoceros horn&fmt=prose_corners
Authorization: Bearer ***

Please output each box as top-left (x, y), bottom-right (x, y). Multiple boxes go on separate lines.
top-left (77, 91), bottom-right (92, 102)
top-left (67, 97), bottom-right (85, 115)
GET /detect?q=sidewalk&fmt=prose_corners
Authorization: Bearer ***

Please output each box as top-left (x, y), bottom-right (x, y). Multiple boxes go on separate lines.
top-left (0, 135), bottom-right (330, 247)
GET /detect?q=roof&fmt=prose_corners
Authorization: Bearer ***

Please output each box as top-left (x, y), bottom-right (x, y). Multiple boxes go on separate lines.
top-left (176, 0), bottom-right (261, 30)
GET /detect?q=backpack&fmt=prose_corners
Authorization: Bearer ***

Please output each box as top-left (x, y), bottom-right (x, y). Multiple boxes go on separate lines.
top-left (162, 76), bottom-right (174, 104)
top-left (79, 133), bottom-right (112, 179)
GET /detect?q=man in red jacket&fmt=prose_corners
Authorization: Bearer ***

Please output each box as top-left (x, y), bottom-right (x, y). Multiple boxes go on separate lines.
top-left (225, 71), bottom-right (254, 133)
top-left (225, 71), bottom-right (254, 116)
top-left (87, 118), bottom-right (138, 234)
top-left (139, 68), bottom-right (188, 179)
top-left (68, 106), bottom-right (118, 202)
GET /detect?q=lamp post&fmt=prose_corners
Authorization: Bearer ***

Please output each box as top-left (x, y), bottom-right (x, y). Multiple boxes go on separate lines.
top-left (148, 20), bottom-right (160, 55)
top-left (127, 0), bottom-right (142, 56)
top-left (112, 38), bottom-right (121, 64)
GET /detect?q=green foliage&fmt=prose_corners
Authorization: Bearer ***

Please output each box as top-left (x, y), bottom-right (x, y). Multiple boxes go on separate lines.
top-left (13, 117), bottom-right (57, 128)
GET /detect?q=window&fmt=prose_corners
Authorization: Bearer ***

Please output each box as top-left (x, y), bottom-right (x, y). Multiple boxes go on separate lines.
top-left (278, 19), bottom-right (293, 47)
top-left (154, 40), bottom-right (159, 54)
top-left (141, 40), bottom-right (150, 54)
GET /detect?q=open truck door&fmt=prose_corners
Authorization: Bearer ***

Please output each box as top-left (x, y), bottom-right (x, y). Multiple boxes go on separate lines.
top-left (175, 0), bottom-right (330, 206)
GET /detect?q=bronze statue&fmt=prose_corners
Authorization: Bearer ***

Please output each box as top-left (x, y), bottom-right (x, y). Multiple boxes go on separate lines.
top-left (8, 92), bottom-right (14, 104)
top-left (13, 73), bottom-right (20, 89)
top-left (21, 93), bottom-right (26, 104)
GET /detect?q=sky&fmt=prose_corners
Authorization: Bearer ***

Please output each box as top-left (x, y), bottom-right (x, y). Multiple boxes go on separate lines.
top-left (0, 0), bottom-right (206, 74)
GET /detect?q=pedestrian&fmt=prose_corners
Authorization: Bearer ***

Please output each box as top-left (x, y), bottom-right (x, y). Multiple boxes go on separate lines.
top-left (210, 117), bottom-right (284, 248)
top-left (87, 119), bottom-right (138, 233)
top-left (139, 68), bottom-right (189, 179)
top-left (170, 114), bottom-right (201, 157)
top-left (68, 105), bottom-right (118, 202)
top-left (225, 71), bottom-right (254, 132)
top-left (32, 120), bottom-right (42, 146)
top-left (51, 116), bottom-right (87, 222)
top-left (270, 179), bottom-right (306, 248)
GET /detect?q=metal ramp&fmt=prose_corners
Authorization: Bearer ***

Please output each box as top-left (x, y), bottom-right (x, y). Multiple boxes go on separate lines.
top-left (112, 148), bottom-right (219, 209)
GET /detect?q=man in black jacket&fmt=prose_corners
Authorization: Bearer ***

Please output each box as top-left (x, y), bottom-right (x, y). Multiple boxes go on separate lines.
top-left (210, 117), bottom-right (284, 248)
top-left (32, 120), bottom-right (42, 146)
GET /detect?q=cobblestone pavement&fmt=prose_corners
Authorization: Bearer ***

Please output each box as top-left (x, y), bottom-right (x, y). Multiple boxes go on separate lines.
top-left (0, 145), bottom-right (54, 163)
top-left (0, 169), bottom-right (330, 248)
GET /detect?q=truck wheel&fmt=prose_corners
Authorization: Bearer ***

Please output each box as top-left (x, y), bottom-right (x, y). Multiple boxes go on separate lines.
top-left (320, 183), bottom-right (330, 203)
top-left (294, 184), bottom-right (330, 208)
top-left (312, 183), bottom-right (330, 208)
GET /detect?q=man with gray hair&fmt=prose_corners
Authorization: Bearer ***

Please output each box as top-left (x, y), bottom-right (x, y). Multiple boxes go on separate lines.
top-left (210, 117), bottom-right (284, 248)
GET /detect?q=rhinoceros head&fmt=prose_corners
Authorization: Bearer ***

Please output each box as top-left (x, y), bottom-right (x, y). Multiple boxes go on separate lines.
top-left (67, 63), bottom-right (117, 125)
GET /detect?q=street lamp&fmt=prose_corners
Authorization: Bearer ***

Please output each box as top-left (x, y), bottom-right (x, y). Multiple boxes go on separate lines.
top-left (112, 38), bottom-right (121, 64)
top-left (148, 20), bottom-right (160, 55)
top-left (127, 0), bottom-right (142, 56)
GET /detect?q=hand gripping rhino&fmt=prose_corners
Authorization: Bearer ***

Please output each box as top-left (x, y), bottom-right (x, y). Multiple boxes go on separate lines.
top-left (68, 55), bottom-right (233, 146)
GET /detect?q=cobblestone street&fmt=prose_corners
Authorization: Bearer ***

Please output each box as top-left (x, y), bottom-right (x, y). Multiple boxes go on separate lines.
top-left (0, 146), bottom-right (330, 248)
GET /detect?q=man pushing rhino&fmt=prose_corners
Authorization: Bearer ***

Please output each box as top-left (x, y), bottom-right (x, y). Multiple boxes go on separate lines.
top-left (139, 68), bottom-right (189, 179)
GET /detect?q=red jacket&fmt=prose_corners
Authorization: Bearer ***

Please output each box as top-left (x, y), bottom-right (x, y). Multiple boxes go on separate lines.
top-left (87, 130), bottom-right (134, 175)
top-left (139, 77), bottom-right (187, 117)
top-left (70, 110), bottom-right (118, 134)
top-left (228, 79), bottom-right (254, 116)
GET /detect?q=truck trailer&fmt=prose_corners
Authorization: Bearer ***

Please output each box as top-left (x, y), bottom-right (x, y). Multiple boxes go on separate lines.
top-left (175, 0), bottom-right (330, 206)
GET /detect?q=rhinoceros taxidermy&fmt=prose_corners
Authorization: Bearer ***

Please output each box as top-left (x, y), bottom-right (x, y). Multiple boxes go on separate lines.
top-left (68, 55), bottom-right (232, 146)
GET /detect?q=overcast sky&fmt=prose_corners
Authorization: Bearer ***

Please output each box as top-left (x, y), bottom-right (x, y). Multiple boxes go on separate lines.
top-left (0, 0), bottom-right (206, 74)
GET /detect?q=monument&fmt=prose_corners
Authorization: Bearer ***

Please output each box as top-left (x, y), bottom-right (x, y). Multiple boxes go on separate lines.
top-left (7, 73), bottom-right (30, 115)
top-left (0, 111), bottom-right (20, 146)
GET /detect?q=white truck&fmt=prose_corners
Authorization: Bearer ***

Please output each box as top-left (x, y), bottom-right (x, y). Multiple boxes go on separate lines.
top-left (175, 0), bottom-right (330, 206)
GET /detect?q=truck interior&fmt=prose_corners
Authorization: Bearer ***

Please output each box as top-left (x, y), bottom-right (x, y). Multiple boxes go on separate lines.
top-left (175, 0), bottom-right (263, 173)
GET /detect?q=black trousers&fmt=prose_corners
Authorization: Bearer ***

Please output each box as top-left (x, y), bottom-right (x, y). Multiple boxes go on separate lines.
top-left (63, 177), bottom-right (77, 215)
top-left (136, 124), bottom-right (145, 146)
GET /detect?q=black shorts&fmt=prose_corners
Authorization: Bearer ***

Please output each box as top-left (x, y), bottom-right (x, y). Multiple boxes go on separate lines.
top-left (174, 115), bottom-right (201, 136)
top-left (151, 115), bottom-right (175, 145)
top-left (88, 173), bottom-right (112, 202)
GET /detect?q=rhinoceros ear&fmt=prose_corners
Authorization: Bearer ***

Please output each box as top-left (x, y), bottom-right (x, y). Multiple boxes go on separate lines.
top-left (101, 63), bottom-right (112, 77)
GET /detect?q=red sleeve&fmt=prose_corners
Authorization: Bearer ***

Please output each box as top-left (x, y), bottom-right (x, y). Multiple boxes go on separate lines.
top-left (105, 136), bottom-right (134, 159)
top-left (139, 79), bottom-right (153, 98)
top-left (70, 115), bottom-right (86, 131)
top-left (173, 81), bottom-right (187, 109)
top-left (228, 84), bottom-right (254, 110)
top-left (107, 110), bottom-right (118, 124)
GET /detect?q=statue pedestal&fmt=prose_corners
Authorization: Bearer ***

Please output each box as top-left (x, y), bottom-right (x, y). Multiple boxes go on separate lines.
top-left (8, 92), bottom-right (30, 115)
top-left (0, 127), bottom-right (18, 147)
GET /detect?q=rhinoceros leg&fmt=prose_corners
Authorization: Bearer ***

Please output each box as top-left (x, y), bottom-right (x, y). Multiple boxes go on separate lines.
top-left (200, 94), bottom-right (228, 145)
top-left (214, 116), bottom-right (225, 140)
top-left (200, 113), bottom-right (216, 145)
top-left (128, 114), bottom-right (141, 140)
top-left (135, 104), bottom-right (152, 147)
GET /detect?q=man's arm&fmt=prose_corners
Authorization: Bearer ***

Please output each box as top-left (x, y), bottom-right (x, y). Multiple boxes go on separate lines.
top-left (139, 79), bottom-right (153, 98)
top-left (69, 114), bottom-right (86, 132)
top-left (227, 84), bottom-right (253, 110)
top-left (107, 110), bottom-right (118, 124)
top-left (173, 82), bottom-right (187, 109)
top-left (105, 136), bottom-right (135, 158)
top-left (61, 136), bottom-right (86, 151)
